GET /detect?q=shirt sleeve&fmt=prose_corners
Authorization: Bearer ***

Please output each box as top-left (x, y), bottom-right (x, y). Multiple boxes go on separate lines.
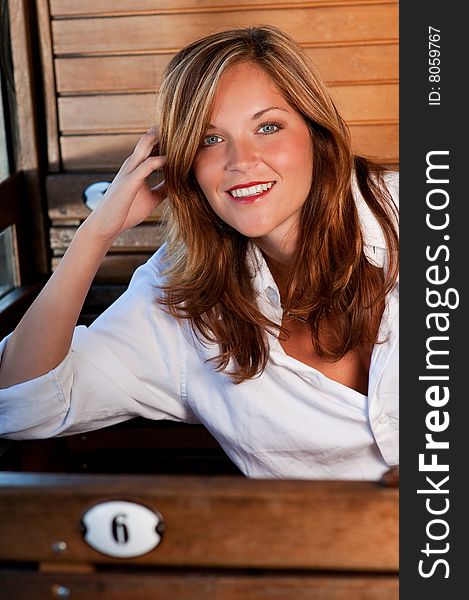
top-left (0, 245), bottom-right (199, 440)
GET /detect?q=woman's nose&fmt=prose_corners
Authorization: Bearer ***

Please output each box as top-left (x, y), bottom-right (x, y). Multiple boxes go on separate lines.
top-left (225, 138), bottom-right (259, 172)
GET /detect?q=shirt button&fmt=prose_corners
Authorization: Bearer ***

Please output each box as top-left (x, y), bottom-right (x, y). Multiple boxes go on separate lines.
top-left (266, 287), bottom-right (280, 306)
top-left (378, 414), bottom-right (390, 425)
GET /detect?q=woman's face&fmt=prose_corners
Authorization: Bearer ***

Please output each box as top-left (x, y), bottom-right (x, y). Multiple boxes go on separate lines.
top-left (192, 61), bottom-right (313, 258)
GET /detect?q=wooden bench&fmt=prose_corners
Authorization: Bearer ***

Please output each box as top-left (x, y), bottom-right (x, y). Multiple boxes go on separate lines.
top-left (0, 472), bottom-right (398, 599)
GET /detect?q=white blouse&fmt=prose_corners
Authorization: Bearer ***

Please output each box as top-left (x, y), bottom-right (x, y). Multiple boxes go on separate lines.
top-left (0, 173), bottom-right (399, 480)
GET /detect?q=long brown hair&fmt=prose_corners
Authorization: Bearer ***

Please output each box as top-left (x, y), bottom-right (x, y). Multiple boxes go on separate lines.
top-left (156, 25), bottom-right (399, 383)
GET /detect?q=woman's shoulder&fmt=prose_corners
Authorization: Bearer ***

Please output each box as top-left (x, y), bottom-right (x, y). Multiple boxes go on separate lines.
top-left (127, 243), bottom-right (171, 290)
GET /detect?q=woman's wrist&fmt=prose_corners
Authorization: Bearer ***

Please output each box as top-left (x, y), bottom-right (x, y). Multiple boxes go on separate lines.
top-left (76, 214), bottom-right (119, 254)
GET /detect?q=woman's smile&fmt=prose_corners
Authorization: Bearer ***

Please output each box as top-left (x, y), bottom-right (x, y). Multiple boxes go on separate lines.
top-left (193, 61), bottom-right (313, 258)
top-left (226, 181), bottom-right (276, 203)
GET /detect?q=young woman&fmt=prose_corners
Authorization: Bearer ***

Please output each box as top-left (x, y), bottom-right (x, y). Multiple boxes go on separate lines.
top-left (0, 26), bottom-right (399, 480)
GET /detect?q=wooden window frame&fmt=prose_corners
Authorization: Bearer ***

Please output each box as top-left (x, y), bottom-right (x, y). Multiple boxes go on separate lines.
top-left (0, 0), bottom-right (50, 338)
top-left (0, 172), bottom-right (47, 338)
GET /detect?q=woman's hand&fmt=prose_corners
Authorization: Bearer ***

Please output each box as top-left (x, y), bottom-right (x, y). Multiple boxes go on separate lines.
top-left (379, 465), bottom-right (399, 487)
top-left (84, 126), bottom-right (167, 243)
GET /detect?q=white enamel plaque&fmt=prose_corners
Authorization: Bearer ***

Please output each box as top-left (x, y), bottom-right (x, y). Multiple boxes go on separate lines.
top-left (82, 500), bottom-right (164, 558)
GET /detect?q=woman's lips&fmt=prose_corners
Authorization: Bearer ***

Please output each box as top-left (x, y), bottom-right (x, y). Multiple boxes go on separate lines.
top-left (226, 181), bottom-right (275, 203)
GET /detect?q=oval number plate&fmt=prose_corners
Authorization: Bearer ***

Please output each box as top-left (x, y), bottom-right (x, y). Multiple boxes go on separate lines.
top-left (82, 500), bottom-right (164, 558)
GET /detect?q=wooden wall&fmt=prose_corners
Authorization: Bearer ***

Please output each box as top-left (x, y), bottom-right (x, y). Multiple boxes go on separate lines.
top-left (36, 0), bottom-right (398, 289)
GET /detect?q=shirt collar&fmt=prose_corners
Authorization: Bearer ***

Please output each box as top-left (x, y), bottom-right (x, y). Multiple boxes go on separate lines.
top-left (247, 243), bottom-right (279, 299)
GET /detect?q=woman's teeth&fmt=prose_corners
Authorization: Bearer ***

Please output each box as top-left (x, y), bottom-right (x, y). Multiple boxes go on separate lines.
top-left (229, 182), bottom-right (274, 198)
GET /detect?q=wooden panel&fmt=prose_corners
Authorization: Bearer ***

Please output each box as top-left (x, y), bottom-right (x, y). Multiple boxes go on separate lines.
top-left (52, 254), bottom-right (151, 283)
top-left (36, 0), bottom-right (61, 171)
top-left (50, 224), bottom-right (164, 256)
top-left (50, 0), bottom-right (398, 18)
top-left (331, 83), bottom-right (397, 123)
top-left (350, 123), bottom-right (398, 163)
top-left (0, 473), bottom-right (398, 570)
top-left (0, 570), bottom-right (398, 600)
top-left (57, 84), bottom-right (397, 134)
top-left (51, 5), bottom-right (398, 56)
top-left (46, 173), bottom-right (164, 223)
top-left (8, 0), bottom-right (49, 275)
top-left (60, 135), bottom-right (135, 171)
top-left (55, 44), bottom-right (398, 94)
top-left (58, 94), bottom-right (151, 134)
top-left (56, 54), bottom-right (173, 94)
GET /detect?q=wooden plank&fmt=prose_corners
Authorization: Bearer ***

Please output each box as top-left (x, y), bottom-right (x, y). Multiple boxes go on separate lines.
top-left (0, 570), bottom-right (398, 600)
top-left (51, 5), bottom-right (398, 56)
top-left (7, 0), bottom-right (49, 275)
top-left (50, 224), bottom-right (164, 255)
top-left (50, 0), bottom-right (398, 18)
top-left (46, 173), bottom-right (165, 222)
top-left (55, 44), bottom-right (397, 94)
top-left (60, 135), bottom-right (134, 170)
top-left (56, 84), bottom-right (397, 134)
top-left (36, 0), bottom-right (61, 171)
top-left (56, 53), bottom-right (172, 94)
top-left (0, 474), bottom-right (398, 570)
top-left (59, 124), bottom-right (397, 172)
top-left (52, 254), bottom-right (152, 283)
top-left (350, 123), bottom-right (398, 162)
top-left (58, 94), bottom-right (152, 133)
top-left (331, 83), bottom-right (398, 123)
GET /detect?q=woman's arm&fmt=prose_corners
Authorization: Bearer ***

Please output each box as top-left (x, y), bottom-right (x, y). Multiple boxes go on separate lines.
top-left (0, 128), bottom-right (166, 389)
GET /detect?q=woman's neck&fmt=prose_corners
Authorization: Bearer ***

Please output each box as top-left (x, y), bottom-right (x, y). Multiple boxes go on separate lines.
top-left (252, 234), bottom-right (297, 276)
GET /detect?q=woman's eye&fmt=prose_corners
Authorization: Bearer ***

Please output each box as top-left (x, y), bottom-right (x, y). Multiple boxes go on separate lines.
top-left (259, 123), bottom-right (280, 134)
top-left (202, 135), bottom-right (223, 146)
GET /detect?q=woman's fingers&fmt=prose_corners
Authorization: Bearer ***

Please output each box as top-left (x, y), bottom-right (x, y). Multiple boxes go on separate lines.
top-left (85, 128), bottom-right (167, 241)
top-left (130, 154), bottom-right (167, 187)
top-left (379, 465), bottom-right (399, 487)
top-left (123, 126), bottom-right (161, 174)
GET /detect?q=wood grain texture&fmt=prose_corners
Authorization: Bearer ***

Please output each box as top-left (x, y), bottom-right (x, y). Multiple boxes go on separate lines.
top-left (36, 0), bottom-right (61, 171)
top-left (8, 0), bottom-right (50, 274)
top-left (50, 224), bottom-right (164, 255)
top-left (50, 0), bottom-right (398, 18)
top-left (0, 473), bottom-right (398, 570)
top-left (51, 5), bottom-right (397, 55)
top-left (55, 43), bottom-right (398, 94)
top-left (0, 570), bottom-right (398, 600)
top-left (52, 254), bottom-right (151, 283)
top-left (350, 123), bottom-right (398, 163)
top-left (56, 84), bottom-right (397, 134)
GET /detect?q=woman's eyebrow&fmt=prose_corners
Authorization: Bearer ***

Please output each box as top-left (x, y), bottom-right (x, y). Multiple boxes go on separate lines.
top-left (252, 106), bottom-right (287, 120)
top-left (206, 106), bottom-right (287, 130)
